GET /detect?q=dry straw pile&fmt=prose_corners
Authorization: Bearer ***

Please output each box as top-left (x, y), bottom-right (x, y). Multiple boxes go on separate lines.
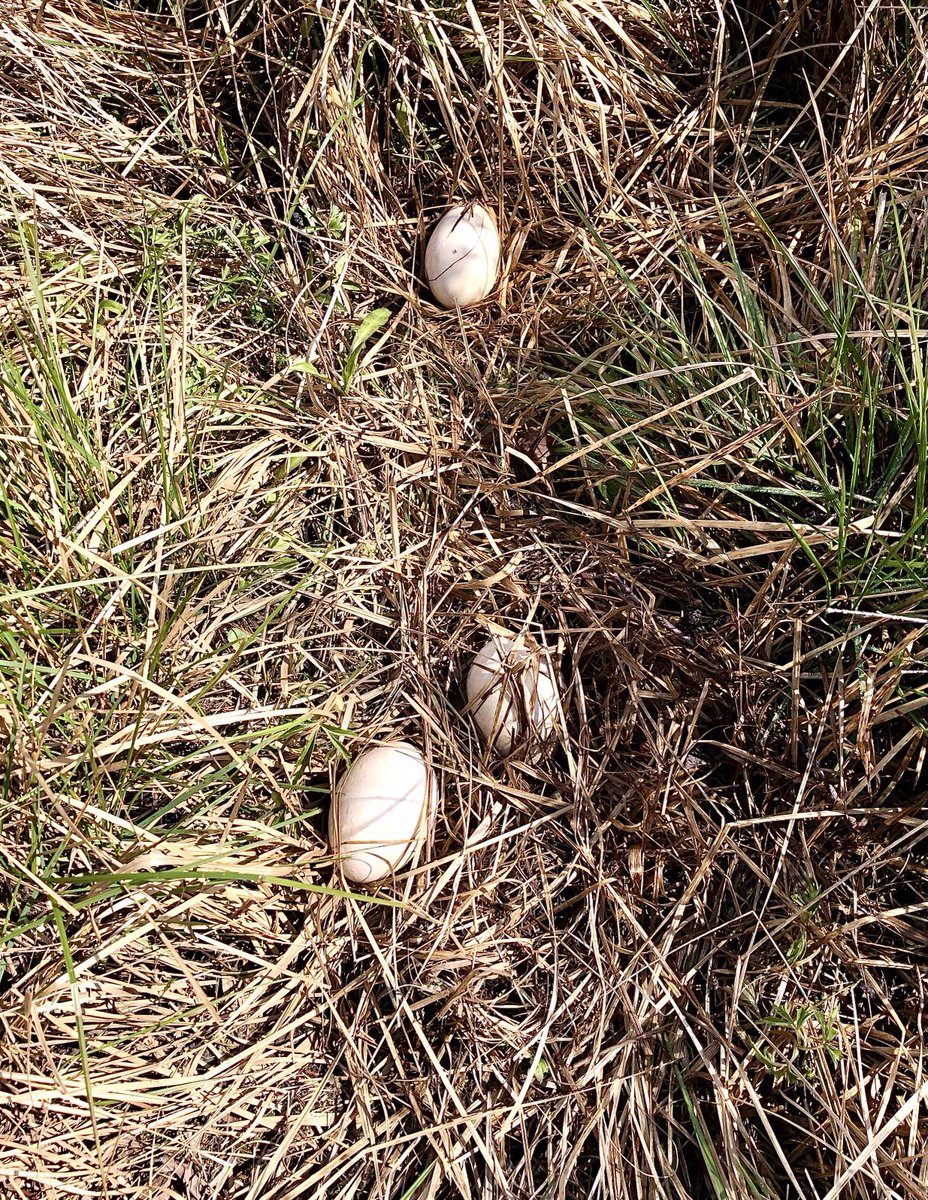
top-left (1, 1), bottom-right (928, 1198)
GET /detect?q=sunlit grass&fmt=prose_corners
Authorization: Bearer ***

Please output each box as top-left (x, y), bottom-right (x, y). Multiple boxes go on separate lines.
top-left (1, 1), bottom-right (927, 1198)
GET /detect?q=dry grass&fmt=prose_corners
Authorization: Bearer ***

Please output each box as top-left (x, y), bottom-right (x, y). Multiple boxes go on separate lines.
top-left (1, 0), bottom-right (928, 1197)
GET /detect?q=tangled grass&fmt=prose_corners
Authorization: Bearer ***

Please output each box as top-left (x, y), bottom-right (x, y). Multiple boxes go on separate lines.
top-left (1, 1), bottom-right (928, 1197)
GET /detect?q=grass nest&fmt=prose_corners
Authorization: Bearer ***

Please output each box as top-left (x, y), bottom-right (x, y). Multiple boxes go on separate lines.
top-left (1, 1), bottom-right (928, 1198)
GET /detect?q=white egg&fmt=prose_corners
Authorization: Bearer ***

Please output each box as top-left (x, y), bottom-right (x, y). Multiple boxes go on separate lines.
top-left (465, 635), bottom-right (558, 755)
top-left (330, 741), bottom-right (434, 884)
top-left (424, 203), bottom-right (501, 308)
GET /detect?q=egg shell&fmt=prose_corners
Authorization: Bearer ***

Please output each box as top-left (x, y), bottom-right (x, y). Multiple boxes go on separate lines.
top-left (330, 741), bottom-right (433, 885)
top-left (465, 635), bottom-right (558, 755)
top-left (424, 203), bottom-right (500, 309)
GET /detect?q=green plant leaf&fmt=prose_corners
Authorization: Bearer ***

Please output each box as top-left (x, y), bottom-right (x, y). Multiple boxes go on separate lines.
top-left (342, 306), bottom-right (392, 388)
